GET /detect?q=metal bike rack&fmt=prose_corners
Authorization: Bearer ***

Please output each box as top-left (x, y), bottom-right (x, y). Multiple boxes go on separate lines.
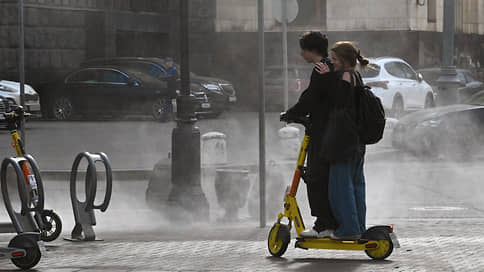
top-left (0, 156), bottom-right (43, 234)
top-left (66, 152), bottom-right (112, 242)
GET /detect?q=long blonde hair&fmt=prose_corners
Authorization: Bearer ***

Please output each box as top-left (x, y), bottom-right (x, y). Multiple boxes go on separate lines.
top-left (331, 41), bottom-right (369, 69)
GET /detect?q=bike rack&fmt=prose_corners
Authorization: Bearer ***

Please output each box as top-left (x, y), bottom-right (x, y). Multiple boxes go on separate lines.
top-left (65, 152), bottom-right (112, 242)
top-left (0, 156), bottom-right (43, 234)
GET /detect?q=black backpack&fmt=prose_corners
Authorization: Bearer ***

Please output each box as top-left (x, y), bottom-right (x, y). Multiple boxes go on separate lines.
top-left (352, 72), bottom-right (386, 145)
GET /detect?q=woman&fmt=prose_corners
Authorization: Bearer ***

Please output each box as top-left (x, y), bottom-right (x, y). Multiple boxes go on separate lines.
top-left (316, 41), bottom-right (369, 240)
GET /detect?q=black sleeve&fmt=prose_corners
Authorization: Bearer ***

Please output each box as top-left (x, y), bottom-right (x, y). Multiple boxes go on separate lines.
top-left (286, 69), bottom-right (332, 117)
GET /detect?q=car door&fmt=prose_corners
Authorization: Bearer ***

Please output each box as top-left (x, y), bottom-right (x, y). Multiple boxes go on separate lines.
top-left (397, 62), bottom-right (425, 109)
top-left (64, 69), bottom-right (102, 113)
top-left (96, 69), bottom-right (135, 114)
top-left (383, 62), bottom-right (409, 108)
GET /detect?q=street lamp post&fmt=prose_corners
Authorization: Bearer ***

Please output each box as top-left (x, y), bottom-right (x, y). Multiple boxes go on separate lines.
top-left (167, 0), bottom-right (209, 221)
top-left (436, 0), bottom-right (460, 106)
top-left (18, 0), bottom-right (25, 145)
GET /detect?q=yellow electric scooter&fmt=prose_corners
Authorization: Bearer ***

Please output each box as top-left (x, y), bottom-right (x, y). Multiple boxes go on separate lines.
top-left (268, 114), bottom-right (400, 259)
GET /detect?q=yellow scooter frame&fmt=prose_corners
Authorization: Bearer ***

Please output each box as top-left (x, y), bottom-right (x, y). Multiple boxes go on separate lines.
top-left (268, 119), bottom-right (399, 260)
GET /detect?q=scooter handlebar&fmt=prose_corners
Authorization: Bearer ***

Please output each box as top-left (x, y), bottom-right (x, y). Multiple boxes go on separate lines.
top-left (280, 112), bottom-right (310, 128)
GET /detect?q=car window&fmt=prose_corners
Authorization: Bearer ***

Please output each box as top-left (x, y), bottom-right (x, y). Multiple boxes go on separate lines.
top-left (125, 62), bottom-right (167, 78)
top-left (397, 62), bottom-right (417, 80)
top-left (384, 62), bottom-right (406, 79)
top-left (457, 72), bottom-right (467, 85)
top-left (67, 70), bottom-right (98, 83)
top-left (100, 70), bottom-right (129, 84)
top-left (359, 63), bottom-right (380, 78)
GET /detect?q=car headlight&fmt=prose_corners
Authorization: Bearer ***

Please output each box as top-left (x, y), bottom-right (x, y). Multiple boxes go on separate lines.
top-left (201, 83), bottom-right (222, 92)
top-left (417, 119), bottom-right (442, 128)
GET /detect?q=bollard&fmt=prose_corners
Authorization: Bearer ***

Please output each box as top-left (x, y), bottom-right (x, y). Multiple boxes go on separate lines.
top-left (65, 152), bottom-right (112, 242)
top-left (278, 126), bottom-right (300, 159)
top-left (201, 132), bottom-right (227, 165)
top-left (214, 168), bottom-right (250, 221)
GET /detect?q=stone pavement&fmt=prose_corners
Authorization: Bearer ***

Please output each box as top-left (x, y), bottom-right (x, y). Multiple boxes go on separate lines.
top-left (1, 218), bottom-right (484, 271)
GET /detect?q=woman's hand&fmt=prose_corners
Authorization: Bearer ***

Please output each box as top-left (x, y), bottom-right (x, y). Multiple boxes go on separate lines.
top-left (315, 62), bottom-right (330, 74)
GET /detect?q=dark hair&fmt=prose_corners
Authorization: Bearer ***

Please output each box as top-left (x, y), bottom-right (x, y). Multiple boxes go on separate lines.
top-left (299, 31), bottom-right (329, 57)
top-left (331, 41), bottom-right (369, 68)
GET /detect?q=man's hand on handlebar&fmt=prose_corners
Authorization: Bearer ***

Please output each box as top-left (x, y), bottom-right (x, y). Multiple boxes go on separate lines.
top-left (280, 112), bottom-right (293, 123)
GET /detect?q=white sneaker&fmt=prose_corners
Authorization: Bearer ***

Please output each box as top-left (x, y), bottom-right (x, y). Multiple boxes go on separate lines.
top-left (300, 228), bottom-right (319, 238)
top-left (317, 229), bottom-right (334, 238)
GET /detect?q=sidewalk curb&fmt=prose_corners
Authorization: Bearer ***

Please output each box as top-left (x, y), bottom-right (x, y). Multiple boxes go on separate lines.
top-left (39, 149), bottom-right (400, 182)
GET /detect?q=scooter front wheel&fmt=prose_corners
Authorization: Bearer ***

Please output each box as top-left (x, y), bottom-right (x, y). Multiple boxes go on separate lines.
top-left (365, 238), bottom-right (394, 260)
top-left (267, 223), bottom-right (290, 257)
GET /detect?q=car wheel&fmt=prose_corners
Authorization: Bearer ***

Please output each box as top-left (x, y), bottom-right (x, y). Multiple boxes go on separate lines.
top-left (52, 96), bottom-right (74, 120)
top-left (424, 93), bottom-right (435, 109)
top-left (152, 98), bottom-right (172, 122)
top-left (391, 96), bottom-right (404, 119)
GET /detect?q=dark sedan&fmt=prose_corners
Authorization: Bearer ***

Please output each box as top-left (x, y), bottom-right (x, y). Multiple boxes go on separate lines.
top-left (81, 57), bottom-right (237, 116)
top-left (39, 66), bottom-right (208, 121)
top-left (392, 90), bottom-right (484, 158)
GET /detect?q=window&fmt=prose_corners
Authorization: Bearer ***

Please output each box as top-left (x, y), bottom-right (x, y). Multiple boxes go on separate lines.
top-left (397, 63), bottom-right (417, 81)
top-left (385, 62), bottom-right (416, 80)
top-left (384, 62), bottom-right (406, 79)
top-left (66, 70), bottom-right (98, 83)
top-left (359, 64), bottom-right (380, 78)
top-left (457, 72), bottom-right (467, 85)
top-left (428, 0), bottom-right (437, 23)
top-left (100, 70), bottom-right (129, 84)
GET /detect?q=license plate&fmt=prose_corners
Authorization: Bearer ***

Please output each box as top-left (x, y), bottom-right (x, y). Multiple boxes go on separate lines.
top-left (229, 96), bottom-right (237, 102)
top-left (201, 103), bottom-right (211, 109)
top-left (389, 232), bottom-right (400, 248)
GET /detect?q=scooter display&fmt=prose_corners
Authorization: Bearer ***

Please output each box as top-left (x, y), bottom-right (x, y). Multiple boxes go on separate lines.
top-left (267, 114), bottom-right (400, 259)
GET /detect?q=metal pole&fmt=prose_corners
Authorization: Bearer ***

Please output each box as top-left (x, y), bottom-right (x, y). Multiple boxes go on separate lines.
top-left (442, 0), bottom-right (455, 66)
top-left (437, 0), bottom-right (460, 105)
top-left (258, 0), bottom-right (266, 228)
top-left (18, 0), bottom-right (25, 145)
top-left (282, 0), bottom-right (288, 110)
top-left (168, 0), bottom-right (208, 220)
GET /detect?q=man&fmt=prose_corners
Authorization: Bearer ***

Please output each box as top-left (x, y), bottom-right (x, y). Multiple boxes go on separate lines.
top-left (281, 31), bottom-right (337, 238)
top-left (165, 57), bottom-right (178, 77)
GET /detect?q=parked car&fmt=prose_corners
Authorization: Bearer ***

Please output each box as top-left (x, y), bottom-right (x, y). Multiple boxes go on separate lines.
top-left (0, 80), bottom-right (41, 113)
top-left (38, 65), bottom-right (209, 121)
top-left (0, 95), bottom-right (16, 127)
top-left (264, 65), bottom-right (312, 111)
top-left (392, 89), bottom-right (484, 158)
top-left (81, 57), bottom-right (237, 116)
top-left (417, 68), bottom-right (483, 102)
top-left (358, 57), bottom-right (435, 118)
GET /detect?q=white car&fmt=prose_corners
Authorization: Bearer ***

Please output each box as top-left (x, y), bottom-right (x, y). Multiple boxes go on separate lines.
top-left (0, 80), bottom-right (41, 113)
top-left (359, 57), bottom-right (435, 118)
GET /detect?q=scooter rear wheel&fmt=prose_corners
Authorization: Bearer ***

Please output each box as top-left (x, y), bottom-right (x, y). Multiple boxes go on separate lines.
top-left (365, 238), bottom-right (393, 260)
top-left (40, 210), bottom-right (63, 242)
top-left (9, 235), bottom-right (42, 269)
top-left (267, 223), bottom-right (290, 257)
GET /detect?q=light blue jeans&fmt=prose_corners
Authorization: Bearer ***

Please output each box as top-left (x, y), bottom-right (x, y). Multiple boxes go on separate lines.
top-left (328, 155), bottom-right (366, 237)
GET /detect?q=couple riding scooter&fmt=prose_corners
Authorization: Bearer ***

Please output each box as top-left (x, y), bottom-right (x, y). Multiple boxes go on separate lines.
top-left (267, 32), bottom-right (399, 259)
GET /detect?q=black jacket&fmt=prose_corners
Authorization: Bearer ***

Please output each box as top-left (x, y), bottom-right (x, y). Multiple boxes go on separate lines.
top-left (286, 60), bottom-right (336, 139)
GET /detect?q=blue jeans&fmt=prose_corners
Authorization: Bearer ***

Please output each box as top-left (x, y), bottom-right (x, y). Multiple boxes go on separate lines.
top-left (328, 155), bottom-right (366, 236)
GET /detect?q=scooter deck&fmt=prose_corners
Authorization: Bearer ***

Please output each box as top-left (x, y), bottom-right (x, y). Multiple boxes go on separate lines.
top-left (295, 237), bottom-right (379, 251)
